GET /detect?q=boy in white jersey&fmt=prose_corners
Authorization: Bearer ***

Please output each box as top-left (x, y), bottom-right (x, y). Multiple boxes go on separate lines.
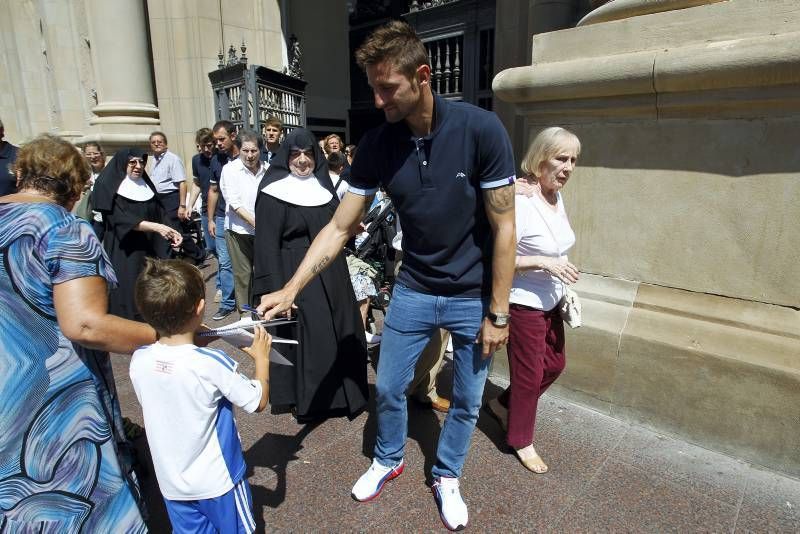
top-left (130, 258), bottom-right (270, 533)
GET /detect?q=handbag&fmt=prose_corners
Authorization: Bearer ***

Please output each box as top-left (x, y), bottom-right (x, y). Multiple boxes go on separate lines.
top-left (559, 286), bottom-right (582, 328)
top-left (528, 193), bottom-right (583, 328)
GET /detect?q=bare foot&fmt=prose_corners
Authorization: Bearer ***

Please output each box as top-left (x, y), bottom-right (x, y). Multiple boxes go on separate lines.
top-left (515, 444), bottom-right (548, 474)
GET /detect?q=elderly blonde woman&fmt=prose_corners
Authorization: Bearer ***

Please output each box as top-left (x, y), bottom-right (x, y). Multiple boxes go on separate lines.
top-left (485, 127), bottom-right (581, 473)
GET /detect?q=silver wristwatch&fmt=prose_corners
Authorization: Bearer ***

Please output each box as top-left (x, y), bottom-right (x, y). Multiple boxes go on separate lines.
top-left (487, 311), bottom-right (510, 327)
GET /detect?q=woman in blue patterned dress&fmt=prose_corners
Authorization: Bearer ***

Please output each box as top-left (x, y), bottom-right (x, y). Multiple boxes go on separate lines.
top-left (0, 135), bottom-right (157, 532)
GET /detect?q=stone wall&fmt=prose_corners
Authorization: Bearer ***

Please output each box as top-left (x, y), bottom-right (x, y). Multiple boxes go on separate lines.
top-left (493, 0), bottom-right (800, 476)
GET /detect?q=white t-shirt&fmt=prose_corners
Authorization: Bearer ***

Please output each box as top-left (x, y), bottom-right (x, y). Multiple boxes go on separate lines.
top-left (130, 343), bottom-right (262, 500)
top-left (510, 192), bottom-right (575, 311)
top-left (219, 158), bottom-right (265, 235)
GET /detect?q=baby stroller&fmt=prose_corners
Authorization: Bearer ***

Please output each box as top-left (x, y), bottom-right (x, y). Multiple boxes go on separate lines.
top-left (344, 197), bottom-right (397, 349)
top-left (351, 197), bottom-right (397, 310)
top-left (176, 210), bottom-right (207, 265)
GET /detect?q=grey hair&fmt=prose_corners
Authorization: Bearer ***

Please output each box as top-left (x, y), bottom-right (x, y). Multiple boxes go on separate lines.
top-left (237, 129), bottom-right (260, 146)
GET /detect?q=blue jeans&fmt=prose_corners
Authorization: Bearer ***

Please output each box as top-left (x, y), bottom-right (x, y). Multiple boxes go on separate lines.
top-left (200, 214), bottom-right (219, 290)
top-left (214, 216), bottom-right (236, 311)
top-left (374, 283), bottom-right (490, 479)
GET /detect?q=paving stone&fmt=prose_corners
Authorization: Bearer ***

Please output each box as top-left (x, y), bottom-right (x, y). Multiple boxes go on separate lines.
top-left (735, 466), bottom-right (800, 533)
top-left (613, 424), bottom-right (749, 507)
top-left (108, 262), bottom-right (800, 532)
top-left (551, 459), bottom-right (738, 533)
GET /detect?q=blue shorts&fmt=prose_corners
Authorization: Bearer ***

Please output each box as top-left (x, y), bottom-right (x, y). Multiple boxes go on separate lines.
top-left (164, 478), bottom-right (256, 534)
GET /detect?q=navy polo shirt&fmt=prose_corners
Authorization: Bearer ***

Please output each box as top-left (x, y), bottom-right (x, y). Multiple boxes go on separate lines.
top-left (209, 152), bottom-right (229, 218)
top-left (191, 153), bottom-right (214, 209)
top-left (349, 94), bottom-right (515, 297)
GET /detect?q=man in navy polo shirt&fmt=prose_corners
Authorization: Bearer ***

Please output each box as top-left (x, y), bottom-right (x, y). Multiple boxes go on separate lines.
top-left (257, 21), bottom-right (515, 531)
top-left (206, 120), bottom-right (239, 320)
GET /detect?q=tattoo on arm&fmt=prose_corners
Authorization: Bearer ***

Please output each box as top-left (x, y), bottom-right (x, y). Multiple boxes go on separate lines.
top-left (311, 255), bottom-right (331, 275)
top-left (485, 185), bottom-right (515, 214)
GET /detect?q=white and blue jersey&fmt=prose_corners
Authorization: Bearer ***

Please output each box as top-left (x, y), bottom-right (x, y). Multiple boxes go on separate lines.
top-left (130, 343), bottom-right (262, 500)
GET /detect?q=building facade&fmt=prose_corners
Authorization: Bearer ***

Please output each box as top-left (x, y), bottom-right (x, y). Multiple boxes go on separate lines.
top-left (0, 0), bottom-right (353, 164)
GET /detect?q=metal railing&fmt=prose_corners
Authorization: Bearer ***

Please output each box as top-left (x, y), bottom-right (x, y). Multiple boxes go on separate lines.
top-left (209, 44), bottom-right (307, 136)
top-left (425, 34), bottom-right (464, 99)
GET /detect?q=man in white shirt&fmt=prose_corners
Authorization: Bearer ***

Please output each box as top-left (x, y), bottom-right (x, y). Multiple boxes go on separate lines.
top-left (149, 131), bottom-right (204, 262)
top-left (219, 130), bottom-right (265, 318)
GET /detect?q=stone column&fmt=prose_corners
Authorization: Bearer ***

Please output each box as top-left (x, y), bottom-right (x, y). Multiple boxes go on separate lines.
top-left (82, 0), bottom-right (159, 149)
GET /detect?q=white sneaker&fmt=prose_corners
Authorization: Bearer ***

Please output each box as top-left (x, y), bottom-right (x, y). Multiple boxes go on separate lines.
top-left (351, 458), bottom-right (404, 502)
top-left (214, 288), bottom-right (222, 303)
top-left (365, 331), bottom-right (382, 344)
top-left (432, 476), bottom-right (468, 531)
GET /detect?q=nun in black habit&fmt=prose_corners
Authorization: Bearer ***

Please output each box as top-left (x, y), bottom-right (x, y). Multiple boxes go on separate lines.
top-left (253, 128), bottom-right (368, 421)
top-left (92, 147), bottom-right (182, 320)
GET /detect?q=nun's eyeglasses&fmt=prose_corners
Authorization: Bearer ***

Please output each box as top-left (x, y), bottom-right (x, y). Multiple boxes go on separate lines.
top-left (127, 158), bottom-right (144, 167)
top-left (289, 149), bottom-right (314, 158)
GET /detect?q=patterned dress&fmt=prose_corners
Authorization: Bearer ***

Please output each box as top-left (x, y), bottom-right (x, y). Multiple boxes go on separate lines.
top-left (0, 202), bottom-right (146, 532)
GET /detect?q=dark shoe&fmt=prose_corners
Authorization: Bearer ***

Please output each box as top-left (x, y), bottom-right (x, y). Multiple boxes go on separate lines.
top-left (212, 307), bottom-right (236, 321)
top-left (193, 251), bottom-right (209, 267)
top-left (122, 417), bottom-right (144, 440)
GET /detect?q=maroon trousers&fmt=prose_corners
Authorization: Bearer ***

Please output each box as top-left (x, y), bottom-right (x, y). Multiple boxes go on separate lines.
top-left (498, 304), bottom-right (566, 448)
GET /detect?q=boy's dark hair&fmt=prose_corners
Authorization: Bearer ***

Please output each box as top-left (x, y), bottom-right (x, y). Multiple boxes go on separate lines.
top-left (355, 20), bottom-right (429, 80)
top-left (327, 151), bottom-right (347, 173)
top-left (135, 258), bottom-right (205, 336)
top-left (195, 127), bottom-right (213, 145)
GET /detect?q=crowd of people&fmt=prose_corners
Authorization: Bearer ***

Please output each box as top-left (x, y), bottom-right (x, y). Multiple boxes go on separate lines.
top-left (0, 20), bottom-right (582, 533)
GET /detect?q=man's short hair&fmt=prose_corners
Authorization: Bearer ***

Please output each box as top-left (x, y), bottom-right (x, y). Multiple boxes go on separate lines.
top-left (195, 127), bottom-right (213, 145)
top-left (355, 20), bottom-right (429, 80)
top-left (237, 129), bottom-right (260, 147)
top-left (327, 151), bottom-right (347, 173)
top-left (135, 258), bottom-right (205, 336)
top-left (264, 117), bottom-right (282, 130)
top-left (149, 131), bottom-right (168, 144)
top-left (83, 141), bottom-right (105, 155)
top-left (212, 120), bottom-right (236, 136)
